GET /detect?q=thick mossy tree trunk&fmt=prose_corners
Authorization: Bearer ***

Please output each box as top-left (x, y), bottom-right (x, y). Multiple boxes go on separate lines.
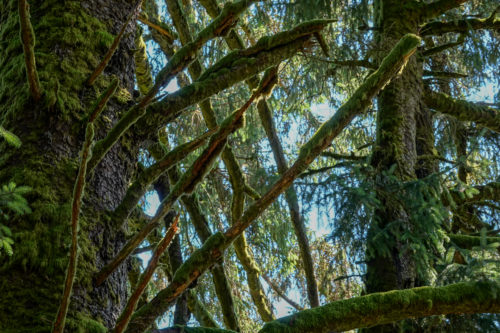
top-left (0, 0), bottom-right (139, 331)
top-left (367, 0), bottom-right (422, 294)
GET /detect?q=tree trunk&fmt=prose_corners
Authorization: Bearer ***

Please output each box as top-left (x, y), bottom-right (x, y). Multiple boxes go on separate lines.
top-left (0, 0), bottom-right (139, 330)
top-left (366, 1), bottom-right (424, 330)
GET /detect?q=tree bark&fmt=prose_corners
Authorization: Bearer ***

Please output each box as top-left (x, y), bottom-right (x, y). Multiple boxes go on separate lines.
top-left (0, 0), bottom-right (140, 330)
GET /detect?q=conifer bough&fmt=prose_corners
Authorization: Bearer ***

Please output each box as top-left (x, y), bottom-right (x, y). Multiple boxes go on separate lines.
top-left (124, 34), bottom-right (422, 333)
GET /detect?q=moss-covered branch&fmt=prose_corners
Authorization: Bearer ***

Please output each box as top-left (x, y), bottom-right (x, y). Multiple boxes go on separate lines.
top-left (154, 2), bottom-right (242, 321)
top-left (18, 0), bottom-right (42, 101)
top-left (87, 0), bottom-right (256, 171)
top-left (448, 234), bottom-right (500, 252)
top-left (420, 0), bottom-right (468, 21)
top-left (111, 129), bottom-right (215, 231)
top-left (424, 89), bottom-right (500, 132)
top-left (123, 34), bottom-right (421, 333)
top-left (133, 27), bottom-right (154, 95)
top-left (259, 280), bottom-right (500, 333)
top-left (186, 290), bottom-right (219, 328)
top-left (421, 15), bottom-right (500, 36)
top-left (138, 20), bottom-right (333, 136)
top-left (87, 0), bottom-right (142, 86)
top-left (113, 216), bottom-right (179, 333)
top-left (448, 182), bottom-right (500, 205)
top-left (96, 90), bottom-right (260, 288)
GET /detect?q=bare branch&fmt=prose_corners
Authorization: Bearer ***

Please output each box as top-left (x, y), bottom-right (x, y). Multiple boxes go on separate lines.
top-left (137, 14), bottom-right (176, 43)
top-left (262, 274), bottom-right (304, 311)
top-left (423, 70), bottom-right (468, 79)
top-left (18, 0), bottom-right (42, 101)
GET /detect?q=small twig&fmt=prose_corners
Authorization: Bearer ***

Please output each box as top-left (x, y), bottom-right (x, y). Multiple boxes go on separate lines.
top-left (112, 214), bottom-right (179, 333)
top-left (87, 0), bottom-right (143, 86)
top-left (18, 0), bottom-right (42, 101)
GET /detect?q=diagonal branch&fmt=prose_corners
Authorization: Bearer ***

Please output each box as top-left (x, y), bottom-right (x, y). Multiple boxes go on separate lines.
top-left (422, 34), bottom-right (465, 56)
top-left (424, 89), bottom-right (500, 132)
top-left (18, 0), bottom-right (42, 101)
top-left (112, 215), bottom-right (179, 333)
top-left (95, 84), bottom-right (265, 287)
top-left (123, 34), bottom-right (422, 333)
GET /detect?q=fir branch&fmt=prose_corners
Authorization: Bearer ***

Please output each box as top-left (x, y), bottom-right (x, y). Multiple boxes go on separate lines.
top-left (447, 234), bottom-right (500, 253)
top-left (324, 58), bottom-right (376, 69)
top-left (87, 0), bottom-right (143, 86)
top-left (424, 89), bottom-right (500, 132)
top-left (123, 34), bottom-right (422, 333)
top-left (112, 215), bottom-right (179, 333)
top-left (18, 0), bottom-right (42, 101)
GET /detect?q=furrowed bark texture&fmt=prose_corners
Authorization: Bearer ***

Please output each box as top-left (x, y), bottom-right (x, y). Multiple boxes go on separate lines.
top-left (124, 34), bottom-right (421, 333)
top-left (0, 0), bottom-right (139, 330)
top-left (199, 0), bottom-right (320, 308)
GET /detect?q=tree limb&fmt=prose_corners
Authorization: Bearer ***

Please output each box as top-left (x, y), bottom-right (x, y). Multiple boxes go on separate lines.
top-left (420, 0), bottom-right (469, 21)
top-left (424, 89), bottom-right (500, 132)
top-left (110, 129), bottom-right (215, 231)
top-left (422, 34), bottom-right (466, 56)
top-left (421, 15), bottom-right (500, 36)
top-left (87, 0), bottom-right (257, 171)
top-left (18, 0), bottom-right (42, 101)
top-left (112, 215), bottom-right (179, 333)
top-left (262, 273), bottom-right (304, 311)
top-left (423, 70), bottom-right (468, 79)
top-left (259, 280), bottom-right (500, 332)
top-left (123, 34), bottom-right (422, 333)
